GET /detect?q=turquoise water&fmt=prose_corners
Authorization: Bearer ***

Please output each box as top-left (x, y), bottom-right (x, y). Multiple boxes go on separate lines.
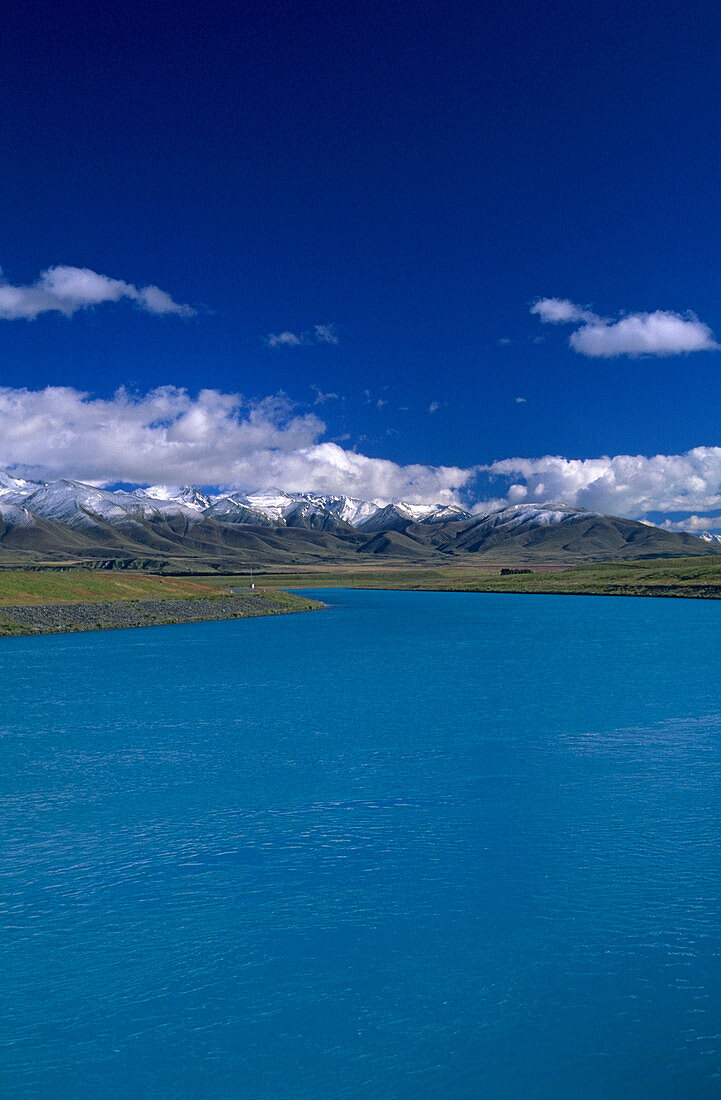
top-left (2, 589), bottom-right (720, 1098)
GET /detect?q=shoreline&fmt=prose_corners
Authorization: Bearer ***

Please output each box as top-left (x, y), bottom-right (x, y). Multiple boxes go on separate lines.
top-left (288, 585), bottom-right (721, 602)
top-left (0, 592), bottom-right (322, 638)
top-left (0, 558), bottom-right (718, 636)
top-left (227, 557), bottom-right (721, 600)
top-left (287, 582), bottom-right (720, 600)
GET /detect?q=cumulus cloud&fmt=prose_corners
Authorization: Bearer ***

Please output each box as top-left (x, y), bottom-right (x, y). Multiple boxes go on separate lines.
top-left (660, 514), bottom-right (721, 533)
top-left (482, 447), bottom-right (721, 517)
top-left (507, 483), bottom-right (528, 503)
top-left (0, 385), bottom-right (718, 523)
top-left (265, 323), bottom-right (338, 348)
top-left (265, 331), bottom-right (302, 347)
top-left (0, 264), bottom-right (194, 320)
top-left (429, 401), bottom-right (440, 414)
top-left (0, 386), bottom-right (470, 504)
top-left (571, 312), bottom-right (719, 357)
top-left (531, 298), bottom-right (599, 325)
top-left (532, 297), bottom-right (719, 357)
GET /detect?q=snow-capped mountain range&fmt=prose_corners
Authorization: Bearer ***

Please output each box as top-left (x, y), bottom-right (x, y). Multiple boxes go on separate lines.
top-left (0, 473), bottom-right (478, 532)
top-left (0, 471), bottom-right (718, 565)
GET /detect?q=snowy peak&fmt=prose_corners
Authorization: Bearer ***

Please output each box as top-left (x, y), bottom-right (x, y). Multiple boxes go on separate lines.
top-left (204, 496), bottom-right (274, 526)
top-left (227, 489), bottom-right (373, 530)
top-left (240, 489), bottom-right (302, 522)
top-left (13, 479), bottom-right (197, 529)
top-left (293, 493), bottom-right (381, 527)
top-left (0, 471), bottom-right (42, 503)
top-left (20, 480), bottom-right (134, 529)
top-left (356, 501), bottom-right (471, 532)
top-left (468, 502), bottom-right (601, 533)
top-left (280, 499), bottom-right (352, 532)
top-left (357, 503), bottom-right (416, 532)
top-left (416, 504), bottom-right (473, 524)
top-left (135, 484), bottom-right (213, 511)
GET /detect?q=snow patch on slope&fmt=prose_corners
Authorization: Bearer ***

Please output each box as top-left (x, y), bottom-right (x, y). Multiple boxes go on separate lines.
top-left (0, 502), bottom-right (38, 528)
top-left (135, 484), bottom-right (213, 511)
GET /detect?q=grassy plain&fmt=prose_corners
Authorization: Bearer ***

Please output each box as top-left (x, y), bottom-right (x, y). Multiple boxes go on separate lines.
top-left (0, 558), bottom-right (719, 614)
top-left (0, 572), bottom-right (218, 606)
top-left (194, 556), bottom-right (721, 599)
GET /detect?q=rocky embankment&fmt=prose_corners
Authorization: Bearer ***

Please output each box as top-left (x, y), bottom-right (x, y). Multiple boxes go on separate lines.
top-left (0, 592), bottom-right (319, 636)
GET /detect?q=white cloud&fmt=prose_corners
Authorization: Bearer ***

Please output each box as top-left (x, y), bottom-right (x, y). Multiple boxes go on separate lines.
top-left (313, 323), bottom-right (339, 345)
top-left (571, 312), bottom-right (719, 358)
top-left (469, 497), bottom-right (509, 515)
top-left (429, 401), bottom-right (440, 413)
top-left (0, 385), bottom-right (718, 524)
top-left (0, 386), bottom-right (470, 504)
top-left (531, 298), bottom-right (599, 324)
top-left (0, 264), bottom-right (194, 319)
top-left (660, 514), bottom-right (721, 533)
top-left (136, 285), bottom-right (193, 316)
top-left (482, 447), bottom-right (721, 517)
top-left (265, 331), bottom-right (303, 347)
top-left (311, 386), bottom-right (341, 404)
top-left (531, 297), bottom-right (719, 357)
top-left (507, 483), bottom-right (527, 502)
top-left (515, 396), bottom-right (526, 403)
top-left (265, 323), bottom-right (338, 348)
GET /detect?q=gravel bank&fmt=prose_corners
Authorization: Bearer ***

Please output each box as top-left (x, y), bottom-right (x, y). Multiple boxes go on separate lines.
top-left (0, 593), bottom-right (318, 636)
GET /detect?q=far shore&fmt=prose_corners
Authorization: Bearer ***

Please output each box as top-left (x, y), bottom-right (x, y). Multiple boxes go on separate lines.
top-left (197, 557), bottom-right (721, 601)
top-left (0, 557), bottom-right (718, 639)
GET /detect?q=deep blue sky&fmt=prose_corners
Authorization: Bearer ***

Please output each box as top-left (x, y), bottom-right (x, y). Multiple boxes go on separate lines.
top-left (1, 0), bottom-right (719, 471)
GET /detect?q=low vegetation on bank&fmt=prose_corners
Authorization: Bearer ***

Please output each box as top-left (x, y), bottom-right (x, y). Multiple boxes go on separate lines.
top-left (0, 557), bottom-right (717, 636)
top-left (0, 571), bottom-right (218, 606)
top-left (0, 572), bottom-right (321, 636)
top-left (195, 557), bottom-right (721, 599)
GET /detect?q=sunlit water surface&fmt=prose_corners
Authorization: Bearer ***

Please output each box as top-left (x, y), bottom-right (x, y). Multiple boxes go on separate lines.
top-left (2, 590), bottom-right (720, 1098)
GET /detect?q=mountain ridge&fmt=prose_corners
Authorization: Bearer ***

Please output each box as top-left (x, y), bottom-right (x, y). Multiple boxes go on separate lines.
top-left (0, 473), bottom-right (717, 569)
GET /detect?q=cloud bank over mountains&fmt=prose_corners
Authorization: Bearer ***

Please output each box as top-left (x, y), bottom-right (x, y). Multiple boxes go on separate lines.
top-left (0, 386), bottom-right (467, 505)
top-left (0, 265), bottom-right (194, 320)
top-left (0, 385), bottom-right (718, 527)
top-left (532, 298), bottom-right (719, 357)
top-left (482, 448), bottom-right (721, 520)
top-left (660, 514), bottom-right (721, 534)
